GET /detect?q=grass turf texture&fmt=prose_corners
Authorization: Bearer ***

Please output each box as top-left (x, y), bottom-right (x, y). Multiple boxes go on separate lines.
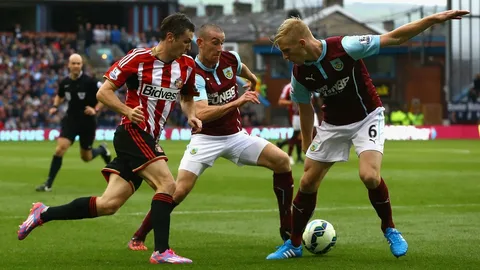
top-left (1, 140), bottom-right (479, 269)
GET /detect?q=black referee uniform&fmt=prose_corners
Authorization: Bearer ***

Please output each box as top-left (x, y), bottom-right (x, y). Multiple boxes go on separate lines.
top-left (36, 73), bottom-right (111, 192)
top-left (58, 73), bottom-right (99, 149)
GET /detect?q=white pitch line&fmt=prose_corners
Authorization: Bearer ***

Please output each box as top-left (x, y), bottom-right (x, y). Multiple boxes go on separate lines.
top-left (4, 203), bottom-right (480, 220)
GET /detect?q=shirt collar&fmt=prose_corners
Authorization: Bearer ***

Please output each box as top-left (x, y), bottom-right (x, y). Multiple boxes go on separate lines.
top-left (195, 56), bottom-right (219, 72)
top-left (304, 39), bottom-right (327, 66)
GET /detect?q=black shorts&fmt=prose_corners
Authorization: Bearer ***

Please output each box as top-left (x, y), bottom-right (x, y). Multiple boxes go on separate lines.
top-left (60, 116), bottom-right (97, 150)
top-left (101, 123), bottom-right (168, 191)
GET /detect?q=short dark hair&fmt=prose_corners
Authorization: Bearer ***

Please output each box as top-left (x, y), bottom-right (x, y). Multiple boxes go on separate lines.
top-left (287, 9), bottom-right (302, 19)
top-left (197, 23), bottom-right (224, 38)
top-left (159, 13), bottom-right (195, 40)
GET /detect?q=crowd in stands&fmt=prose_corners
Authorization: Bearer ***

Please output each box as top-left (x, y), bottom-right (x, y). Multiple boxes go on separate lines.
top-left (0, 25), bottom-right (261, 131)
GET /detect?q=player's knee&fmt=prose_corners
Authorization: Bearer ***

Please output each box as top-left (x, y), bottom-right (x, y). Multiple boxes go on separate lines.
top-left (54, 146), bottom-right (68, 156)
top-left (154, 179), bottom-right (176, 195)
top-left (274, 151), bottom-right (291, 173)
top-left (96, 197), bottom-right (122, 216)
top-left (173, 186), bottom-right (189, 203)
top-left (359, 169), bottom-right (380, 187)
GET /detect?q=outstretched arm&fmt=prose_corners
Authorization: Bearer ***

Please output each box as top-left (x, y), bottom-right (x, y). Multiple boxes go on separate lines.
top-left (380, 10), bottom-right (469, 47)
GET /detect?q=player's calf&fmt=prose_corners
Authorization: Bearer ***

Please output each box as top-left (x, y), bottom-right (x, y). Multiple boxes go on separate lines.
top-left (95, 196), bottom-right (125, 216)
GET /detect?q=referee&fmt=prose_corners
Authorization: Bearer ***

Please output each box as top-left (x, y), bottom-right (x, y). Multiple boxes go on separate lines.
top-left (36, 54), bottom-right (112, 192)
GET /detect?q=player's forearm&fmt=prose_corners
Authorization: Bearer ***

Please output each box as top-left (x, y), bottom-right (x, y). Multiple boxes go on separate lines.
top-left (299, 104), bottom-right (315, 150)
top-left (180, 95), bottom-right (196, 120)
top-left (196, 102), bottom-right (238, 123)
top-left (52, 96), bottom-right (64, 107)
top-left (96, 88), bottom-right (131, 117)
top-left (278, 100), bottom-right (293, 106)
top-left (239, 64), bottom-right (257, 86)
top-left (384, 16), bottom-right (437, 46)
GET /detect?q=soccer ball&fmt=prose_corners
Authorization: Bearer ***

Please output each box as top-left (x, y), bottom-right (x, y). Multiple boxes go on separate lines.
top-left (302, 219), bottom-right (337, 254)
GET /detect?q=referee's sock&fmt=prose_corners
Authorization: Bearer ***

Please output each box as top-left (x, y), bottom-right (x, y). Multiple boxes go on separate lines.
top-left (91, 146), bottom-right (106, 159)
top-left (46, 155), bottom-right (62, 187)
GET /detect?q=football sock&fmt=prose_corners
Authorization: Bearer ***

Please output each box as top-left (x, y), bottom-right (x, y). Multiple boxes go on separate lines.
top-left (368, 178), bottom-right (395, 233)
top-left (46, 155), bottom-right (63, 187)
top-left (295, 139), bottom-right (302, 160)
top-left (273, 172), bottom-right (294, 234)
top-left (151, 193), bottom-right (174, 253)
top-left (133, 210), bottom-right (153, 241)
top-left (291, 191), bottom-right (317, 247)
top-left (91, 146), bottom-right (106, 159)
top-left (277, 139), bottom-right (288, 148)
top-left (287, 131), bottom-right (300, 156)
top-left (133, 201), bottom-right (178, 241)
top-left (287, 143), bottom-right (294, 156)
top-left (40, 197), bottom-right (98, 222)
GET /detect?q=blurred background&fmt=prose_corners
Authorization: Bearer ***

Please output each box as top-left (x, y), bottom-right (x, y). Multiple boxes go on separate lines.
top-left (0, 0), bottom-right (479, 140)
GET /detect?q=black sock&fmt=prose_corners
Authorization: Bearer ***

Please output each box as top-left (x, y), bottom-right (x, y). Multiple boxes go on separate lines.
top-left (296, 141), bottom-right (302, 160)
top-left (91, 146), bottom-right (106, 159)
top-left (277, 139), bottom-right (288, 148)
top-left (151, 193), bottom-right (174, 253)
top-left (46, 155), bottom-right (63, 187)
top-left (172, 200), bottom-right (179, 209)
top-left (40, 197), bottom-right (98, 222)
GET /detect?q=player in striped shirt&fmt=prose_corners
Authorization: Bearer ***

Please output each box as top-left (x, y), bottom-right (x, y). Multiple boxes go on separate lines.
top-left (17, 13), bottom-right (200, 264)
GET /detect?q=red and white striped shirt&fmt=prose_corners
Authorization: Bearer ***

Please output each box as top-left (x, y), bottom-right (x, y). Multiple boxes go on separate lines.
top-left (104, 48), bottom-right (197, 141)
top-left (280, 83), bottom-right (299, 121)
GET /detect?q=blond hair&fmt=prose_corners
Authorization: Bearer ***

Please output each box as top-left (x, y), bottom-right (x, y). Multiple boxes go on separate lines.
top-left (273, 17), bottom-right (312, 47)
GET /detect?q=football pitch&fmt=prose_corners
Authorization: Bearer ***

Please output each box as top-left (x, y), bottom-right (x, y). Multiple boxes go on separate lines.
top-left (1, 140), bottom-right (480, 269)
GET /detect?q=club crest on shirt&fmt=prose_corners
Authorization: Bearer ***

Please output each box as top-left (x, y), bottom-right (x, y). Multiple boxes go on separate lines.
top-left (223, 66), bottom-right (234, 80)
top-left (77, 92), bottom-right (86, 100)
top-left (174, 77), bottom-right (184, 88)
top-left (190, 147), bottom-right (198, 155)
top-left (109, 67), bottom-right (121, 80)
top-left (358, 35), bottom-right (372, 45)
top-left (330, 58), bottom-right (344, 71)
top-left (309, 142), bottom-right (319, 152)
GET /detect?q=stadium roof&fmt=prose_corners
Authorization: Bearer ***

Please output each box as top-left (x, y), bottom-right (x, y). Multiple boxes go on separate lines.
top-left (303, 5), bottom-right (387, 35)
top-left (191, 4), bottom-right (386, 42)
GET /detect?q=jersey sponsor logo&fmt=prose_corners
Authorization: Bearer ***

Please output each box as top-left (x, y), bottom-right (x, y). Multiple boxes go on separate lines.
top-left (358, 35), bottom-right (372, 45)
top-left (208, 85), bottom-right (236, 105)
top-left (174, 77), bottom-right (184, 88)
top-left (222, 66), bottom-right (234, 80)
top-left (109, 67), bottom-right (122, 80)
top-left (141, 84), bottom-right (179, 101)
top-left (330, 58), bottom-right (344, 71)
top-left (77, 92), bottom-right (86, 100)
top-left (316, 77), bottom-right (350, 97)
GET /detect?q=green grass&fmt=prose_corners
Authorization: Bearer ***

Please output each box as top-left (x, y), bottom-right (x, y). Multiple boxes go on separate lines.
top-left (1, 140), bottom-right (480, 269)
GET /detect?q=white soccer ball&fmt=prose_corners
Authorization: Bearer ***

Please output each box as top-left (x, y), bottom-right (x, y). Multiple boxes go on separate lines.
top-left (302, 219), bottom-right (337, 254)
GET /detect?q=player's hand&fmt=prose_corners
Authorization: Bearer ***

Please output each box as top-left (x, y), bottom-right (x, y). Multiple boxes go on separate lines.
top-left (84, 106), bottom-right (96, 116)
top-left (237, 91), bottom-right (260, 106)
top-left (302, 140), bottom-right (312, 154)
top-left (242, 79), bottom-right (257, 92)
top-left (49, 107), bottom-right (58, 115)
top-left (188, 117), bottom-right (202, 134)
top-left (430, 10), bottom-right (470, 23)
top-left (127, 105), bottom-right (145, 124)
